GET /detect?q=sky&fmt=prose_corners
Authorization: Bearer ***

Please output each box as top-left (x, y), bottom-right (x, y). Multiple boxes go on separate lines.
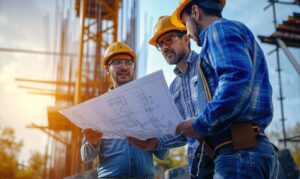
top-left (0, 0), bottom-right (299, 163)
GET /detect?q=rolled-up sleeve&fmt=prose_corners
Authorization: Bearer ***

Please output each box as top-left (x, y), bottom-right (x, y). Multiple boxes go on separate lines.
top-left (153, 149), bottom-right (169, 160)
top-left (80, 137), bottom-right (101, 163)
top-left (157, 134), bottom-right (187, 150)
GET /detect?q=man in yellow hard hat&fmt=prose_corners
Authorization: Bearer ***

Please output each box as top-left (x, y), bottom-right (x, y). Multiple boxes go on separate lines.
top-left (128, 16), bottom-right (214, 179)
top-left (171, 0), bottom-right (279, 178)
top-left (80, 42), bottom-right (168, 179)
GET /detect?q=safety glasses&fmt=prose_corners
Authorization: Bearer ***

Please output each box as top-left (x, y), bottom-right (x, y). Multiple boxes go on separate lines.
top-left (156, 34), bottom-right (184, 51)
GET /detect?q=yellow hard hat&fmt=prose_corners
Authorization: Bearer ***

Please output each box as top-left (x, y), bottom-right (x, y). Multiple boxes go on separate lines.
top-left (171, 0), bottom-right (226, 28)
top-left (102, 42), bottom-right (136, 68)
top-left (149, 16), bottom-right (186, 46)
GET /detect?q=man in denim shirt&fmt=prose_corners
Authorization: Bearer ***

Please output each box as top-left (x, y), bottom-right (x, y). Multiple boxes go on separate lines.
top-left (81, 42), bottom-right (168, 179)
top-left (172, 0), bottom-right (279, 178)
top-left (128, 16), bottom-right (214, 178)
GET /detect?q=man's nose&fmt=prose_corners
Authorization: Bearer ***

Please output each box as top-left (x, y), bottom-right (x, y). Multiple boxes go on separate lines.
top-left (162, 44), bottom-right (170, 52)
top-left (119, 62), bottom-right (128, 69)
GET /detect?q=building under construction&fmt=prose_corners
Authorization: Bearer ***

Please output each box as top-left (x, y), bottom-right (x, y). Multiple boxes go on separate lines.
top-left (258, 0), bottom-right (300, 148)
top-left (0, 0), bottom-right (299, 178)
top-left (13, 0), bottom-right (144, 178)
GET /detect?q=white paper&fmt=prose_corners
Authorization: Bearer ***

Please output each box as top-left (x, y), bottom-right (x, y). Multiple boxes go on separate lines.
top-left (60, 70), bottom-right (183, 140)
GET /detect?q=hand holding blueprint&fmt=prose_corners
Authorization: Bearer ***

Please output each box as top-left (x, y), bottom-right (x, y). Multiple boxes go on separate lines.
top-left (60, 70), bottom-right (183, 140)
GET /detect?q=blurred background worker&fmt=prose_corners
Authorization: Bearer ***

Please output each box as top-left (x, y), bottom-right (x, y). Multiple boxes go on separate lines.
top-left (172, 0), bottom-right (280, 178)
top-left (80, 41), bottom-right (168, 179)
top-left (128, 16), bottom-right (214, 178)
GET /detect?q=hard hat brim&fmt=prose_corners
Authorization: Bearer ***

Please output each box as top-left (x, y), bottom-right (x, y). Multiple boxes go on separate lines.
top-left (103, 51), bottom-right (136, 67)
top-left (171, 0), bottom-right (192, 28)
top-left (149, 26), bottom-right (186, 46)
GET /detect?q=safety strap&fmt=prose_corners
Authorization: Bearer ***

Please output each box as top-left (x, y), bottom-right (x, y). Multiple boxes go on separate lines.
top-left (196, 58), bottom-right (216, 159)
top-left (196, 58), bottom-right (260, 161)
top-left (197, 59), bottom-right (212, 102)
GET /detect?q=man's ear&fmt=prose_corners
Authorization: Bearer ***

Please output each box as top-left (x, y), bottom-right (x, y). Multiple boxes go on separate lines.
top-left (106, 67), bottom-right (110, 75)
top-left (183, 34), bottom-right (190, 44)
top-left (191, 4), bottom-right (201, 21)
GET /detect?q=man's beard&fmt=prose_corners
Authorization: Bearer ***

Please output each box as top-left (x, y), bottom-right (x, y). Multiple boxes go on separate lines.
top-left (115, 69), bottom-right (133, 86)
top-left (190, 17), bottom-right (203, 46)
top-left (166, 52), bottom-right (184, 65)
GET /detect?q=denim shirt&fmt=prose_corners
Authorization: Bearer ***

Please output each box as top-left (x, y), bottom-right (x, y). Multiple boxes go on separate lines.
top-left (81, 138), bottom-right (168, 178)
top-left (192, 18), bottom-right (273, 136)
top-left (157, 51), bottom-right (208, 171)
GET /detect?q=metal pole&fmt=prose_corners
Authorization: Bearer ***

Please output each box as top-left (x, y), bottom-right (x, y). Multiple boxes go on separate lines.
top-left (72, 0), bottom-right (86, 175)
top-left (75, 0), bottom-right (86, 105)
top-left (271, 1), bottom-right (287, 148)
top-left (276, 38), bottom-right (300, 75)
top-left (113, 0), bottom-right (119, 42)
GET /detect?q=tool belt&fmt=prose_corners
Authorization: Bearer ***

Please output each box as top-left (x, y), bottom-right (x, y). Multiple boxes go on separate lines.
top-left (198, 122), bottom-right (263, 159)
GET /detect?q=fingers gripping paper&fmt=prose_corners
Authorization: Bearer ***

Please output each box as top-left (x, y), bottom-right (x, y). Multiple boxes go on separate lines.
top-left (60, 70), bottom-right (183, 140)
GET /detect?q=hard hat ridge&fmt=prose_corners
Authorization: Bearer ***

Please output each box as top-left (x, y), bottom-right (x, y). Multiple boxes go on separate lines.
top-left (102, 42), bottom-right (136, 68)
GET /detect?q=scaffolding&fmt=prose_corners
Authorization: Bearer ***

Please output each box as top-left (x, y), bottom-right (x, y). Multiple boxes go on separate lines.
top-left (258, 0), bottom-right (300, 148)
top-left (11, 0), bottom-right (141, 178)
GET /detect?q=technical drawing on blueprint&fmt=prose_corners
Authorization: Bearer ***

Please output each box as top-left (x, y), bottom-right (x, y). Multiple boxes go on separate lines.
top-left (60, 70), bottom-right (183, 140)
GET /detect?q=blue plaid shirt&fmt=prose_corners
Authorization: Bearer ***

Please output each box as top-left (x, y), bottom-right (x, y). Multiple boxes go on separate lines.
top-left (81, 138), bottom-right (168, 178)
top-left (157, 51), bottom-right (208, 171)
top-left (81, 89), bottom-right (168, 179)
top-left (192, 18), bottom-right (273, 136)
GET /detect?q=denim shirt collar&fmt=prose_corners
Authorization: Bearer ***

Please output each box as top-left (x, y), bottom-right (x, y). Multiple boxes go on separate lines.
top-left (173, 50), bottom-right (198, 76)
top-left (199, 18), bottom-right (224, 46)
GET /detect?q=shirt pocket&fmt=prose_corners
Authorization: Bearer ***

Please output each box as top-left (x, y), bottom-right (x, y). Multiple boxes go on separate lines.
top-left (190, 76), bottom-right (199, 104)
top-left (190, 75), bottom-right (207, 114)
top-left (172, 90), bottom-right (185, 119)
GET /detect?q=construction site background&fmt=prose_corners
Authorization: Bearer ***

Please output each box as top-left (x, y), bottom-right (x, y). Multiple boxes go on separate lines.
top-left (0, 0), bottom-right (299, 178)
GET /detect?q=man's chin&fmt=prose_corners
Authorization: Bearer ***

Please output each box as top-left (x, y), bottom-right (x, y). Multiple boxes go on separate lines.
top-left (117, 78), bottom-right (132, 85)
top-left (166, 57), bottom-right (177, 65)
top-left (167, 60), bottom-right (177, 65)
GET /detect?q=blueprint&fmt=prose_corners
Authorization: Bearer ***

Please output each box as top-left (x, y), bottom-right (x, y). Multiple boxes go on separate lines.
top-left (60, 70), bottom-right (183, 140)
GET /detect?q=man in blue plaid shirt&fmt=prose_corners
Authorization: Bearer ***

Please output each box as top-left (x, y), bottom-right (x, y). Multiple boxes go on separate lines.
top-left (128, 15), bottom-right (214, 178)
top-left (172, 0), bottom-right (279, 178)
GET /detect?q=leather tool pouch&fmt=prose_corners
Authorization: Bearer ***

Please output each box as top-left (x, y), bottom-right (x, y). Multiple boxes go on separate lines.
top-left (230, 122), bottom-right (257, 150)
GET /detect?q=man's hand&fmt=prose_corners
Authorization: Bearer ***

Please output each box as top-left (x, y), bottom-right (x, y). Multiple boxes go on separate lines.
top-left (176, 118), bottom-right (202, 138)
top-left (127, 137), bottom-right (158, 151)
top-left (82, 129), bottom-right (103, 146)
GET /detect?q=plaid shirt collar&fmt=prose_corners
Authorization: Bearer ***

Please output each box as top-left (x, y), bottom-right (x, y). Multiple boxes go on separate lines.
top-left (173, 50), bottom-right (198, 76)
